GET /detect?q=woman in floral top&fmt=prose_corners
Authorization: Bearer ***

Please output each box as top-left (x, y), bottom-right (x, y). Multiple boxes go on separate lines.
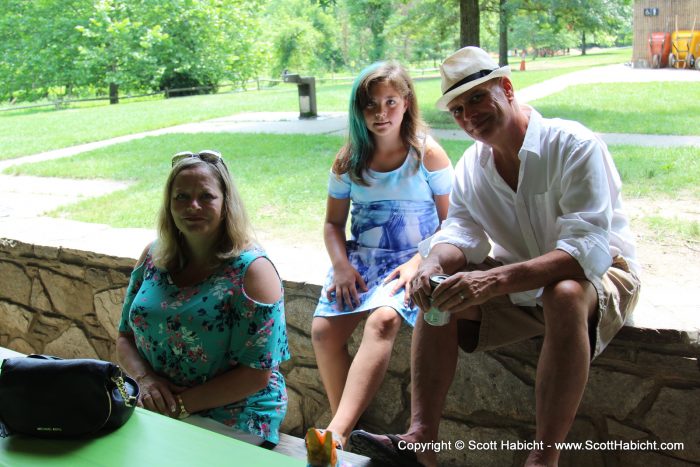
top-left (117, 150), bottom-right (290, 445)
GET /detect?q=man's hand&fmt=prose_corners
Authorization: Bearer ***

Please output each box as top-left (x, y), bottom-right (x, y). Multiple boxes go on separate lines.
top-left (431, 270), bottom-right (500, 313)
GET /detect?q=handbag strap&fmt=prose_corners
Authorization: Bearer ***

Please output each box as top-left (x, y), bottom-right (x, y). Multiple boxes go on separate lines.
top-left (112, 370), bottom-right (137, 408)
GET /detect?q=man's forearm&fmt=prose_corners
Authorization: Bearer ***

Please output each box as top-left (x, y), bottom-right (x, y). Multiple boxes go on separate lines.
top-left (491, 249), bottom-right (587, 296)
top-left (424, 243), bottom-right (468, 275)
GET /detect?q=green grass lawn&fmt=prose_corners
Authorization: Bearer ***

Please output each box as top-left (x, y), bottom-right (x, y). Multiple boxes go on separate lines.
top-left (612, 144), bottom-right (700, 198)
top-left (6, 133), bottom-right (698, 242)
top-left (522, 47), bottom-right (632, 70)
top-left (0, 48), bottom-right (637, 161)
top-left (531, 82), bottom-right (700, 136)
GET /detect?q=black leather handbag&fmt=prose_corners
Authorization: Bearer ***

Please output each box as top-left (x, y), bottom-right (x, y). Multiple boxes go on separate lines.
top-left (0, 354), bottom-right (139, 438)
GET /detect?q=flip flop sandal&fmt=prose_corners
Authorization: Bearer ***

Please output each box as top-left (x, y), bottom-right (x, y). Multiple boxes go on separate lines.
top-left (348, 430), bottom-right (425, 467)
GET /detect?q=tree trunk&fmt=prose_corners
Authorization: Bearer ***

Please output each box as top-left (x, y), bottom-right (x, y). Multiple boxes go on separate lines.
top-left (460, 0), bottom-right (480, 47)
top-left (581, 31), bottom-right (587, 55)
top-left (109, 83), bottom-right (119, 104)
top-left (498, 0), bottom-right (509, 66)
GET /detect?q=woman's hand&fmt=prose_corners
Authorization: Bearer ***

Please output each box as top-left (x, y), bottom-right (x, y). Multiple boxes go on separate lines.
top-left (384, 254), bottom-right (422, 305)
top-left (327, 263), bottom-right (368, 311)
top-left (137, 372), bottom-right (187, 418)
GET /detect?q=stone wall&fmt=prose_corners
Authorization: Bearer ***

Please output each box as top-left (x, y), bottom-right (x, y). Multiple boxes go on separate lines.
top-left (1, 239), bottom-right (699, 466)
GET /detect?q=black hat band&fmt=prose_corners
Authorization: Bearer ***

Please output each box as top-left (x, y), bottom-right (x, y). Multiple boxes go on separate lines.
top-left (444, 69), bottom-right (498, 95)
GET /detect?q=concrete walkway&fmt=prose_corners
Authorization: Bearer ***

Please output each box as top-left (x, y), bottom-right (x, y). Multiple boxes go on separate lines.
top-left (1, 63), bottom-right (699, 331)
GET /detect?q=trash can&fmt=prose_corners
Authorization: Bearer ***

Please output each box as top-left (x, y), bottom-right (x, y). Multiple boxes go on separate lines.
top-left (282, 72), bottom-right (317, 118)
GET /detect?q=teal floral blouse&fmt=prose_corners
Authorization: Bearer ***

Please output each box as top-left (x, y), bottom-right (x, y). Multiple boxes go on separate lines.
top-left (118, 245), bottom-right (290, 444)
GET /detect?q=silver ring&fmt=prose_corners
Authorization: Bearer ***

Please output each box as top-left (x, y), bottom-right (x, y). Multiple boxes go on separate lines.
top-left (459, 293), bottom-right (465, 301)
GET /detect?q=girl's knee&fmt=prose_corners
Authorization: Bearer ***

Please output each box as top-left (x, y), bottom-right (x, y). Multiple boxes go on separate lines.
top-left (311, 316), bottom-right (358, 348)
top-left (311, 317), bottom-right (336, 345)
top-left (365, 307), bottom-right (402, 339)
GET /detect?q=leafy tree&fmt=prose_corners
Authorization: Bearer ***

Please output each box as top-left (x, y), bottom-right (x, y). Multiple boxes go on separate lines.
top-left (75, 0), bottom-right (165, 103)
top-left (151, 0), bottom-right (266, 94)
top-left (509, 9), bottom-right (577, 55)
top-left (265, 0), bottom-right (343, 76)
top-left (0, 0), bottom-right (92, 102)
top-left (346, 0), bottom-right (395, 61)
top-left (0, 0), bottom-right (265, 103)
top-left (384, 0), bottom-right (459, 66)
top-left (549, 0), bottom-right (631, 54)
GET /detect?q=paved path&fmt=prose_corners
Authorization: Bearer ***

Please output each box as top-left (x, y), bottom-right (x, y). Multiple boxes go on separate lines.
top-left (1, 64), bottom-right (699, 331)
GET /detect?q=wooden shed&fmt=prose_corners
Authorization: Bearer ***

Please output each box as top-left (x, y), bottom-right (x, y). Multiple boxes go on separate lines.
top-left (633, 0), bottom-right (700, 66)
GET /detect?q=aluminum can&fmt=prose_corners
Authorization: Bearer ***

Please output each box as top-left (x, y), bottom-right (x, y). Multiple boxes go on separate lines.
top-left (423, 274), bottom-right (451, 326)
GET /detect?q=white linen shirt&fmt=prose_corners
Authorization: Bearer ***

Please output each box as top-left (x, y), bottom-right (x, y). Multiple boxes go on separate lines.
top-left (419, 109), bottom-right (638, 306)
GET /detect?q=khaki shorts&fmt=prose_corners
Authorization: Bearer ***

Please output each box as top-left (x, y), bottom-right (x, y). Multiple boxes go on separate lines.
top-left (458, 256), bottom-right (641, 359)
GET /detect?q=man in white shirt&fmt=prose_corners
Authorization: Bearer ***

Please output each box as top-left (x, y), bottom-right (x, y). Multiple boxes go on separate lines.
top-left (349, 47), bottom-right (641, 467)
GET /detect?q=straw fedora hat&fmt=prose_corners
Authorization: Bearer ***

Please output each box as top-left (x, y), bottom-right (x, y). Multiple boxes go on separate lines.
top-left (436, 47), bottom-right (511, 110)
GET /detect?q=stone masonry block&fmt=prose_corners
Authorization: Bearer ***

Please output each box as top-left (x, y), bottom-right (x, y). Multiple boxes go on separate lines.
top-left (7, 337), bottom-right (36, 355)
top-left (445, 352), bottom-right (535, 422)
top-left (284, 292), bottom-right (318, 334)
top-left (0, 301), bottom-right (34, 336)
top-left (0, 262), bottom-right (31, 303)
top-left (283, 366), bottom-right (330, 432)
top-left (387, 325), bottom-right (412, 375)
top-left (0, 238), bottom-right (31, 257)
top-left (281, 386), bottom-right (303, 435)
top-left (581, 368), bottom-right (655, 420)
top-left (39, 269), bottom-right (94, 319)
top-left (94, 288), bottom-right (125, 340)
top-left (31, 244), bottom-right (60, 261)
top-left (362, 372), bottom-right (407, 431)
top-left (43, 325), bottom-right (99, 359)
top-left (644, 387), bottom-right (700, 462)
top-left (606, 417), bottom-right (649, 440)
top-left (85, 267), bottom-right (112, 290)
top-left (286, 326), bottom-right (316, 366)
top-left (29, 313), bottom-right (72, 344)
top-left (30, 277), bottom-right (52, 312)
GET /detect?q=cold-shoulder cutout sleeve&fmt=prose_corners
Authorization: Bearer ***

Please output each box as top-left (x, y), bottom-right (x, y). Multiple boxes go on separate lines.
top-left (242, 256), bottom-right (283, 304)
top-left (327, 168), bottom-right (351, 199)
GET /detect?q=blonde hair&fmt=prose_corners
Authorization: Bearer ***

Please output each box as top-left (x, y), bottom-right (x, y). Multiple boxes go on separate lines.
top-left (153, 156), bottom-right (254, 270)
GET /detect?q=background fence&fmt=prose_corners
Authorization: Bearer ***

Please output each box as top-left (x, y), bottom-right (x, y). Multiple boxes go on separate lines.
top-left (0, 68), bottom-right (440, 113)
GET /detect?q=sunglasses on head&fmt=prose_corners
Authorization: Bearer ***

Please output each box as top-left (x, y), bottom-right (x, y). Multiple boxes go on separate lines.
top-left (171, 150), bottom-right (223, 167)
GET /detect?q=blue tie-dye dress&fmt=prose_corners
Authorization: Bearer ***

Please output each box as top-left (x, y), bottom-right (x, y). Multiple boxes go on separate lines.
top-left (119, 245), bottom-right (290, 444)
top-left (314, 146), bottom-right (453, 326)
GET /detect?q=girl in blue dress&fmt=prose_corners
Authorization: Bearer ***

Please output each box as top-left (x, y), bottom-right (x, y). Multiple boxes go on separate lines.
top-left (311, 62), bottom-right (453, 449)
top-left (117, 150), bottom-right (290, 445)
